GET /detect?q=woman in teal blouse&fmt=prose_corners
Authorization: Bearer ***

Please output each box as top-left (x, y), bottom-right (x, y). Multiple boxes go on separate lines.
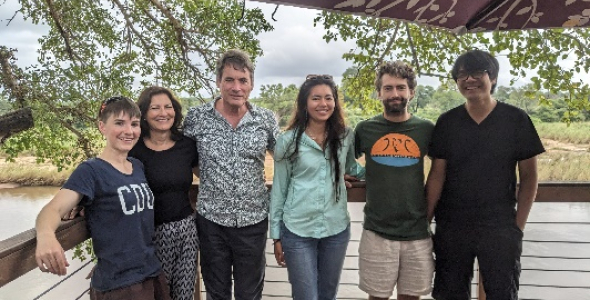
top-left (270, 74), bottom-right (364, 300)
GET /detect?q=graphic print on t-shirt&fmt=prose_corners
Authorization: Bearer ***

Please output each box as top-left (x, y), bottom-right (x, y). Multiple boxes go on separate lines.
top-left (370, 133), bottom-right (421, 167)
top-left (118, 183), bottom-right (154, 215)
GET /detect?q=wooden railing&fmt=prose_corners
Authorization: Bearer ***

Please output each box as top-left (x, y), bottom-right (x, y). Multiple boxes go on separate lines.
top-left (0, 217), bottom-right (89, 287)
top-left (1, 182), bottom-right (589, 299)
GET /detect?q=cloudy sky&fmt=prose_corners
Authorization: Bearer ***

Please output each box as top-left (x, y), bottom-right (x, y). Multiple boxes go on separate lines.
top-left (0, 0), bottom-right (585, 97)
top-left (0, 0), bottom-right (362, 96)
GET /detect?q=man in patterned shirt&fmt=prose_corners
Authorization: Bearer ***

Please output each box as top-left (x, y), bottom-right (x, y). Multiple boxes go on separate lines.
top-left (183, 49), bottom-right (279, 300)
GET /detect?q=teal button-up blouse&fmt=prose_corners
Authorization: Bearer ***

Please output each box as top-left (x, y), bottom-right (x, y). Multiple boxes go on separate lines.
top-left (270, 128), bottom-right (365, 239)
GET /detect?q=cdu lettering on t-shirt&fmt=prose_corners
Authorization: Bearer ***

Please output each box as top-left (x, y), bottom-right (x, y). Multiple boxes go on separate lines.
top-left (117, 183), bottom-right (154, 215)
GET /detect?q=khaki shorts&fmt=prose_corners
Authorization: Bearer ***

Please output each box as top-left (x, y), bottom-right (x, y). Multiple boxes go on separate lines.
top-left (358, 229), bottom-right (434, 298)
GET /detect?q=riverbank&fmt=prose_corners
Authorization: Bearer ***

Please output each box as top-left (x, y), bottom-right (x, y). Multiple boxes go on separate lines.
top-left (0, 152), bottom-right (275, 188)
top-left (0, 156), bottom-right (71, 187)
top-left (1, 138), bottom-right (589, 187)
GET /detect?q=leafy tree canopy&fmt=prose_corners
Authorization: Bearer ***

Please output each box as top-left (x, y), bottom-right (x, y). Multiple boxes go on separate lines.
top-left (314, 12), bottom-right (590, 120)
top-left (2, 2), bottom-right (590, 169)
top-left (250, 83), bottom-right (298, 128)
top-left (0, 0), bottom-right (273, 169)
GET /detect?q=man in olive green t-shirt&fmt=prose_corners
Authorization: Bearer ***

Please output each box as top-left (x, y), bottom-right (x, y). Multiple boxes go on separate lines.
top-left (354, 61), bottom-right (434, 300)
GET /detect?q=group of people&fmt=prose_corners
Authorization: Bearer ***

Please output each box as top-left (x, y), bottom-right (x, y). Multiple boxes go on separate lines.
top-left (34, 47), bottom-right (544, 300)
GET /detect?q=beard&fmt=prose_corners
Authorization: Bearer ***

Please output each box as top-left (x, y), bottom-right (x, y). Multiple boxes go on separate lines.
top-left (382, 97), bottom-right (409, 115)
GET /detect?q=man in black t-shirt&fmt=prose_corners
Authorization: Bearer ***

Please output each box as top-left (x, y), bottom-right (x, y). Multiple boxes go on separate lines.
top-left (426, 50), bottom-right (545, 300)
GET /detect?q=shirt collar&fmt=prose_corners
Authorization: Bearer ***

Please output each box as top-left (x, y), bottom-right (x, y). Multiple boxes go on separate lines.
top-left (205, 98), bottom-right (261, 118)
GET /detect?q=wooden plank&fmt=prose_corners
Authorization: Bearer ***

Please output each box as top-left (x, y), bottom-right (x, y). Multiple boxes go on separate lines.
top-left (0, 217), bottom-right (89, 287)
top-left (535, 182), bottom-right (590, 202)
top-left (1, 181), bottom-right (589, 292)
top-left (346, 181), bottom-right (590, 202)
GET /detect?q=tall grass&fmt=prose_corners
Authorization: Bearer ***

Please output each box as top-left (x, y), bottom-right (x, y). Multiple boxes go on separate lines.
top-left (535, 122), bottom-right (590, 144)
top-left (537, 152), bottom-right (590, 181)
top-left (0, 155), bottom-right (72, 186)
top-left (3, 122), bottom-right (590, 186)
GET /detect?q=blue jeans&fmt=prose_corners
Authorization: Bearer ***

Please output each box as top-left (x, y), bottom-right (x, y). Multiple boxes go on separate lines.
top-left (281, 224), bottom-right (350, 300)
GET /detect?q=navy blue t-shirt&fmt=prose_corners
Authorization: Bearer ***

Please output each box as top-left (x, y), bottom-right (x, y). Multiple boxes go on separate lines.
top-left (62, 157), bottom-right (161, 291)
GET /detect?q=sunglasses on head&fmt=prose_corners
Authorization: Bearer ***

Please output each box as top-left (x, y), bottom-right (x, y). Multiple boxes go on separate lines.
top-left (100, 96), bottom-right (127, 114)
top-left (306, 74), bottom-right (333, 81)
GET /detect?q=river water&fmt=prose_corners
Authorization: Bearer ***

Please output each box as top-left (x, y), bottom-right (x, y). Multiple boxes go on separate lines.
top-left (0, 186), bottom-right (589, 300)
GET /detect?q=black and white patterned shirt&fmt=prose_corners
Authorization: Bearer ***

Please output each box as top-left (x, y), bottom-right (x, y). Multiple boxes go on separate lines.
top-left (184, 99), bottom-right (279, 227)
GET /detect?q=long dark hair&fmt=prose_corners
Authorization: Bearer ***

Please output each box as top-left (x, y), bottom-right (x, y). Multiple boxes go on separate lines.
top-left (136, 86), bottom-right (184, 140)
top-left (284, 75), bottom-right (347, 201)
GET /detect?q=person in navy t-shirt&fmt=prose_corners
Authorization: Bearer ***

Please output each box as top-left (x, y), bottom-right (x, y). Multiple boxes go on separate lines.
top-left (35, 96), bottom-right (171, 300)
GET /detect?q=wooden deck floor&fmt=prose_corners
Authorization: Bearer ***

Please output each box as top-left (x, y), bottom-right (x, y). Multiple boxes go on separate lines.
top-left (196, 203), bottom-right (442, 299)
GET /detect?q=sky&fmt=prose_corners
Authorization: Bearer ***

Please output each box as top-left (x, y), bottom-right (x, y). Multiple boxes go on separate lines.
top-left (0, 0), bottom-right (585, 98)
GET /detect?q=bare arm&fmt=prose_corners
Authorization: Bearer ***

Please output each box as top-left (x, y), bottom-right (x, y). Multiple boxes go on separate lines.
top-left (516, 156), bottom-right (539, 231)
top-left (426, 158), bottom-right (447, 223)
top-left (35, 189), bottom-right (82, 276)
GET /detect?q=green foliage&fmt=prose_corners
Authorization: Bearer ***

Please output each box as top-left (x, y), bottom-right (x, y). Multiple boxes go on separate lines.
top-left (250, 81), bottom-right (375, 130)
top-left (0, 0), bottom-right (273, 167)
top-left (313, 12), bottom-right (590, 121)
top-left (250, 83), bottom-right (298, 128)
top-left (180, 96), bottom-right (205, 116)
top-left (410, 85), bottom-right (435, 113)
top-left (343, 103), bottom-right (370, 129)
top-left (0, 95), bottom-right (11, 114)
top-left (0, 1), bottom-right (273, 262)
top-left (535, 122), bottom-right (590, 144)
top-left (72, 238), bottom-right (95, 262)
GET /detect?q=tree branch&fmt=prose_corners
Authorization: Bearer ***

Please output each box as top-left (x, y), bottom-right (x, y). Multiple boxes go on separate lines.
top-left (375, 21), bottom-right (400, 68)
top-left (43, 0), bottom-right (82, 63)
top-left (405, 23), bottom-right (421, 73)
top-left (0, 46), bottom-right (26, 108)
top-left (111, 0), bottom-right (159, 66)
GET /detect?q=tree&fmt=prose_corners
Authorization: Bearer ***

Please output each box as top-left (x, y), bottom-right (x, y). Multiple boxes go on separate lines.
top-left (0, 95), bottom-right (10, 114)
top-left (313, 13), bottom-right (590, 120)
top-left (411, 85), bottom-right (434, 113)
top-left (430, 86), bottom-right (464, 112)
top-left (250, 83), bottom-right (298, 128)
top-left (0, 0), bottom-right (273, 168)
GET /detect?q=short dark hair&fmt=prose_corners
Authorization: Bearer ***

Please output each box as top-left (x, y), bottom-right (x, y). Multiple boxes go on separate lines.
top-left (451, 49), bottom-right (499, 93)
top-left (215, 49), bottom-right (255, 85)
top-left (98, 96), bottom-right (140, 123)
top-left (375, 61), bottom-right (417, 92)
top-left (136, 86), bottom-right (184, 140)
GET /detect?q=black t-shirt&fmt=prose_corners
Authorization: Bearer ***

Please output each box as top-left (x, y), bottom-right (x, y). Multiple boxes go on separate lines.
top-left (429, 102), bottom-right (545, 227)
top-left (129, 135), bottom-right (198, 226)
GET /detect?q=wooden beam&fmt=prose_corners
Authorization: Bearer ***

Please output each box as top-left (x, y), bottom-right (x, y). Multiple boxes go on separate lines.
top-left (534, 182), bottom-right (590, 202)
top-left (0, 217), bottom-right (89, 287)
top-left (0, 107), bottom-right (34, 142)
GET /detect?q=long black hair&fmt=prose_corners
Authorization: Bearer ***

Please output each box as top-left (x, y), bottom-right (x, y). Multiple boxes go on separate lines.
top-left (284, 75), bottom-right (347, 201)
